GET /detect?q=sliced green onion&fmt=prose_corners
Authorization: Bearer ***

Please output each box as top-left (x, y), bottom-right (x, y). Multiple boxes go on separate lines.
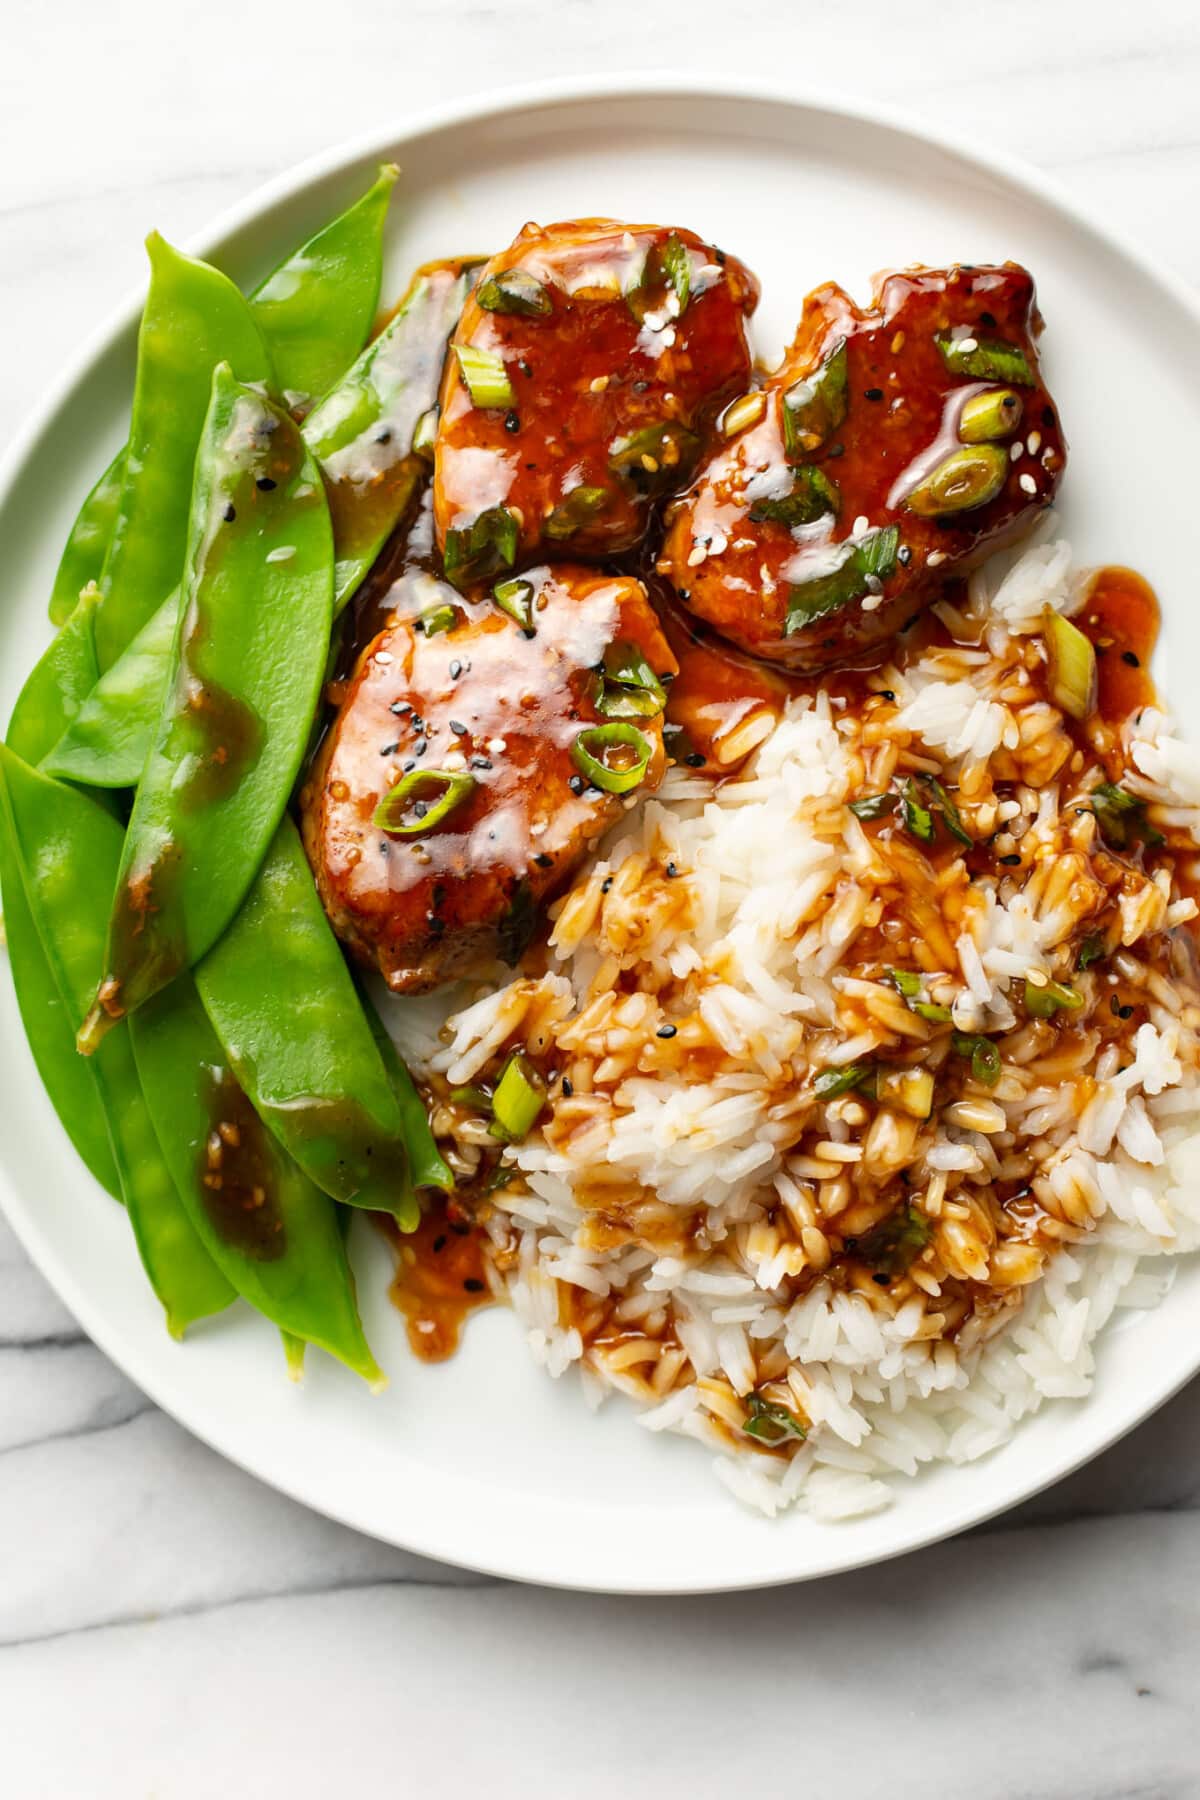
top-left (373, 768), bottom-right (477, 836)
top-left (596, 643), bottom-right (667, 720)
top-left (608, 421), bottom-right (700, 493)
top-left (570, 721), bottom-right (653, 795)
top-left (900, 778), bottom-right (934, 843)
top-left (951, 1032), bottom-right (1002, 1086)
top-left (411, 405), bottom-right (439, 459)
top-left (418, 602), bottom-right (458, 637)
top-left (782, 339), bottom-right (848, 459)
top-left (935, 331), bottom-right (1035, 386)
top-left (1087, 782), bottom-right (1164, 851)
top-left (493, 576), bottom-right (535, 634)
top-left (904, 444), bottom-right (1008, 517)
top-left (450, 1083), bottom-right (493, 1111)
top-left (1044, 608), bottom-right (1097, 721)
top-left (1077, 933), bottom-right (1106, 970)
top-left (814, 1062), bottom-right (874, 1100)
top-left (476, 269), bottom-right (552, 317)
top-left (484, 1162), bottom-right (516, 1193)
top-left (488, 1052), bottom-right (546, 1143)
top-left (743, 1393), bottom-right (807, 1445)
top-left (912, 1001), bottom-right (952, 1024)
top-left (853, 1205), bottom-right (932, 1279)
top-left (661, 234), bottom-right (691, 313)
top-left (849, 792), bottom-right (898, 822)
top-left (784, 526), bottom-right (901, 634)
top-left (455, 342), bottom-right (516, 409)
top-left (749, 465), bottom-right (841, 527)
top-left (544, 484), bottom-right (610, 541)
top-left (958, 387), bottom-right (1023, 444)
top-left (625, 233), bottom-right (692, 322)
top-left (443, 505), bottom-right (519, 590)
top-left (886, 967), bottom-right (922, 998)
top-left (923, 776), bottom-right (972, 846)
top-left (1024, 977), bottom-right (1085, 1019)
top-left (875, 1067), bottom-right (935, 1119)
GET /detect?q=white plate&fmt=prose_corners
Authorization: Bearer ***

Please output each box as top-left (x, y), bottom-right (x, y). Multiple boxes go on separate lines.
top-left (3, 76), bottom-right (1200, 1594)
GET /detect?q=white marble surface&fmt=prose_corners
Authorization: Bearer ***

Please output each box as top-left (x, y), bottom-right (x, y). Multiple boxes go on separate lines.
top-left (3, 1), bottom-right (1200, 1793)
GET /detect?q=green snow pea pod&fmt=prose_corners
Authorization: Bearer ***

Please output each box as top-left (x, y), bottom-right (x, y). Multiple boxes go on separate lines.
top-left (0, 745), bottom-right (233, 1334)
top-left (94, 235), bottom-right (274, 670)
top-left (40, 585), bottom-right (178, 789)
top-left (196, 816), bottom-right (421, 1224)
top-left (304, 258), bottom-right (473, 611)
top-left (8, 586), bottom-right (101, 764)
top-left (44, 258), bottom-right (469, 792)
top-left (2, 592), bottom-right (120, 1196)
top-left (79, 366), bottom-right (334, 1050)
top-left (250, 164), bottom-right (399, 409)
top-left (48, 452), bottom-right (127, 627)
top-left (130, 975), bottom-right (383, 1383)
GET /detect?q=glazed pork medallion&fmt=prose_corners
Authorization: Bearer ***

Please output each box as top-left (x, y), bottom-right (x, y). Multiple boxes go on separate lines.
top-left (9, 172), bottom-right (1200, 1523)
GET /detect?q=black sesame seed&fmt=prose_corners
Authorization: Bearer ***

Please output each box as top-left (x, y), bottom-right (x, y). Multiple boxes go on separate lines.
top-left (864, 387), bottom-right (884, 402)
top-left (714, 247), bottom-right (727, 266)
top-left (255, 476), bottom-right (277, 492)
top-left (684, 752), bottom-right (706, 768)
top-left (660, 670), bottom-right (676, 684)
top-left (413, 800), bottom-right (428, 819)
top-left (390, 701), bottom-right (412, 716)
top-left (534, 852), bottom-right (553, 868)
top-left (878, 689), bottom-right (896, 702)
top-left (433, 1233), bottom-right (448, 1253)
top-left (1122, 651), bottom-right (1140, 668)
top-left (872, 1272), bottom-right (891, 1287)
top-left (415, 740), bottom-right (427, 757)
top-left (380, 741), bottom-right (400, 756)
top-left (666, 861), bottom-right (679, 878)
top-left (449, 720), bottom-right (468, 736)
top-left (517, 359), bottom-right (532, 378)
top-left (464, 1278), bottom-right (485, 1293)
top-left (656, 1024), bottom-right (678, 1039)
top-left (403, 759), bottom-right (416, 773)
top-left (999, 853), bottom-right (1021, 866)
top-left (561, 1077), bottom-right (574, 1097)
top-left (828, 443), bottom-right (845, 459)
top-left (568, 774), bottom-right (585, 795)
top-left (633, 380), bottom-right (649, 393)
top-left (1042, 405), bottom-right (1056, 429)
top-left (980, 310), bottom-right (997, 328)
top-left (376, 429), bottom-right (392, 445)
top-left (897, 545), bottom-right (913, 567)
top-left (450, 1219), bottom-right (471, 1236)
top-left (223, 503), bottom-right (236, 522)
top-left (601, 877), bottom-right (613, 894)
top-left (450, 661), bottom-right (463, 680)
top-left (504, 410), bottom-right (520, 434)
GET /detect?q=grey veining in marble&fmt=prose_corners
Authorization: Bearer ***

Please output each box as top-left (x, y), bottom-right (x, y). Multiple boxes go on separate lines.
top-left (3, 1), bottom-right (1200, 1793)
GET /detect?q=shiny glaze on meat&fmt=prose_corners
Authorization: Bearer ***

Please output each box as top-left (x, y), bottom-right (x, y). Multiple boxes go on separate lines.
top-left (433, 218), bottom-right (758, 572)
top-left (300, 563), bottom-right (676, 992)
top-left (660, 264), bottom-right (1067, 672)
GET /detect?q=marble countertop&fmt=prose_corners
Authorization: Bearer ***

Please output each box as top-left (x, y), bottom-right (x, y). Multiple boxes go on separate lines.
top-left (4, 2), bottom-right (1200, 1793)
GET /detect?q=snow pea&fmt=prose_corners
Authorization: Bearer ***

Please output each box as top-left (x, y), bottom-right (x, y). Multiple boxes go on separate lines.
top-left (40, 584), bottom-right (178, 789)
top-left (44, 259), bottom-right (469, 791)
top-left (79, 367), bottom-right (334, 1050)
top-left (94, 235), bottom-right (274, 671)
top-left (7, 586), bottom-right (100, 765)
top-left (304, 259), bottom-right (473, 610)
top-left (196, 816), bottom-right (422, 1225)
top-left (2, 592), bottom-right (120, 1195)
top-left (130, 974), bottom-right (383, 1383)
top-left (48, 452), bottom-right (126, 627)
top-left (250, 163), bottom-right (399, 409)
top-left (0, 745), bottom-right (234, 1334)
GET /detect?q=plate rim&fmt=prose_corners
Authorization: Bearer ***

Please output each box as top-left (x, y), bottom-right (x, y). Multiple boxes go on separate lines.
top-left (3, 71), bottom-right (1200, 1594)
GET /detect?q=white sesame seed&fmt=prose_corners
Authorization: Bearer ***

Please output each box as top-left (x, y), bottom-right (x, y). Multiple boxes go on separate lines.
top-left (1009, 441), bottom-right (1023, 462)
top-left (1026, 430), bottom-right (1042, 455)
top-left (1019, 472), bottom-right (1038, 496)
top-left (927, 550), bottom-right (947, 568)
top-left (265, 545), bottom-right (295, 564)
top-left (589, 375), bottom-right (610, 393)
top-left (687, 543), bottom-right (708, 568)
top-left (958, 336), bottom-right (978, 354)
top-left (487, 737), bottom-right (507, 754)
top-left (861, 592), bottom-right (883, 612)
top-left (852, 514), bottom-right (869, 537)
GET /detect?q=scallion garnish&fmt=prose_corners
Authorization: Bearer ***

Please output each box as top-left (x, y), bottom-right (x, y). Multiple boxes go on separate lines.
top-left (951, 1032), bottom-right (1002, 1086)
top-left (935, 331), bottom-right (1035, 386)
top-left (608, 421), bottom-right (700, 493)
top-left (848, 792), bottom-right (898, 822)
top-left (782, 339), bottom-right (848, 459)
top-left (488, 1052), bottom-right (546, 1143)
top-left (455, 343), bottom-right (516, 410)
top-left (493, 576), bottom-right (535, 634)
top-left (411, 405), bottom-right (439, 459)
top-left (418, 602), bottom-right (458, 637)
top-left (900, 778), bottom-right (934, 843)
top-left (912, 1001), bottom-right (952, 1024)
top-left (1023, 977), bottom-right (1085, 1019)
top-left (922, 776), bottom-right (972, 846)
top-left (596, 643), bottom-right (667, 720)
top-left (749, 465), bottom-right (841, 527)
top-left (1044, 609), bottom-right (1097, 721)
top-left (886, 967), bottom-right (921, 998)
top-left (853, 1204), bottom-right (932, 1278)
top-left (1087, 782), bottom-right (1164, 851)
top-left (443, 505), bottom-right (519, 589)
top-left (784, 525), bottom-right (900, 634)
top-left (373, 768), bottom-right (477, 836)
top-left (743, 1393), bottom-right (807, 1445)
top-left (476, 269), bottom-right (552, 317)
top-left (544, 484), bottom-right (610, 540)
top-left (570, 721), bottom-right (653, 795)
top-left (903, 444), bottom-right (1008, 518)
top-left (1077, 933), bottom-right (1106, 970)
top-left (814, 1062), bottom-right (874, 1100)
top-left (625, 233), bottom-right (692, 323)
